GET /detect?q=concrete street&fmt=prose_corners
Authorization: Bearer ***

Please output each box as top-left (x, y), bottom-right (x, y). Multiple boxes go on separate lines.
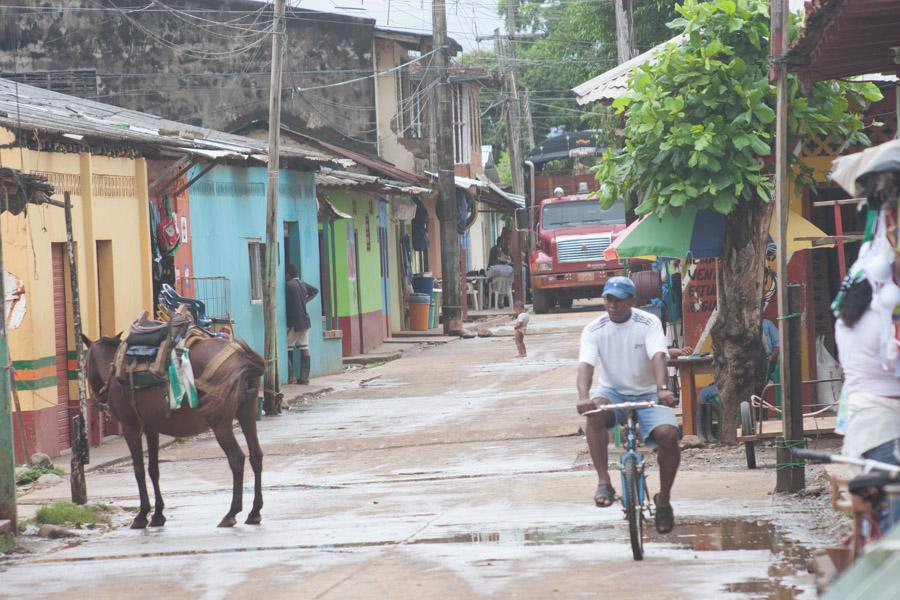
top-left (2, 307), bottom-right (837, 599)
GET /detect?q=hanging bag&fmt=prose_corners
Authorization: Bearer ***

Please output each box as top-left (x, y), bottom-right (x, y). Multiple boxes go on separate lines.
top-left (156, 195), bottom-right (180, 256)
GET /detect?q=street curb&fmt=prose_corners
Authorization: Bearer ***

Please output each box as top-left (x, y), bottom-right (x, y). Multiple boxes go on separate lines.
top-left (343, 352), bottom-right (403, 365)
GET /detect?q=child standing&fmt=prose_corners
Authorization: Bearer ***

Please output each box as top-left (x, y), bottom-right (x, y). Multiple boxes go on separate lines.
top-left (513, 301), bottom-right (529, 358)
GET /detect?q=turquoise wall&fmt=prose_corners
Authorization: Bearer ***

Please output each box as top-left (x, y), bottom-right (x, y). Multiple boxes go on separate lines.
top-left (187, 165), bottom-right (343, 379)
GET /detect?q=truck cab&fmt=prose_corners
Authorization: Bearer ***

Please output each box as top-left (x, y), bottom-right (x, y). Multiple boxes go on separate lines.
top-left (529, 191), bottom-right (628, 313)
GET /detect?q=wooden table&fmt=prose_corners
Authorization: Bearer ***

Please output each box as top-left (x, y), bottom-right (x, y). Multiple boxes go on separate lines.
top-left (668, 355), bottom-right (714, 437)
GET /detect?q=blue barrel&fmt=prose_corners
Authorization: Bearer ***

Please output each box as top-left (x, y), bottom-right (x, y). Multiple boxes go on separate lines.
top-left (412, 274), bottom-right (435, 295)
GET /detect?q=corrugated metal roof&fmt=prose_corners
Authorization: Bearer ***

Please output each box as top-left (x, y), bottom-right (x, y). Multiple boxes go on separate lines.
top-left (284, 127), bottom-right (426, 185)
top-left (572, 35), bottom-right (684, 105)
top-left (0, 78), bottom-right (332, 168)
top-left (316, 167), bottom-right (431, 195)
top-left (787, 0), bottom-right (900, 81)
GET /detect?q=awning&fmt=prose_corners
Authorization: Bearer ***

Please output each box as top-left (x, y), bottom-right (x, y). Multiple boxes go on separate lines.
top-left (317, 196), bottom-right (352, 221)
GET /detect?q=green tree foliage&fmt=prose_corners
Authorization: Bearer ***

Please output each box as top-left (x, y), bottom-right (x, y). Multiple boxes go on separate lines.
top-left (594, 0), bottom-right (881, 216)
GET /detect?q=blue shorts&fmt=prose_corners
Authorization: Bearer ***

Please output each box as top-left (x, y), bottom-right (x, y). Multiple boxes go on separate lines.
top-left (595, 387), bottom-right (679, 448)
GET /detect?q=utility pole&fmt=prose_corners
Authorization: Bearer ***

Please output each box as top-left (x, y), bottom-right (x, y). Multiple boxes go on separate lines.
top-left (614, 0), bottom-right (636, 63)
top-left (504, 0), bottom-right (525, 303)
top-left (64, 192), bottom-right (89, 504)
top-left (433, 0), bottom-right (463, 334)
top-left (771, 0), bottom-right (804, 492)
top-left (263, 0), bottom-right (286, 412)
top-left (522, 89), bottom-right (535, 150)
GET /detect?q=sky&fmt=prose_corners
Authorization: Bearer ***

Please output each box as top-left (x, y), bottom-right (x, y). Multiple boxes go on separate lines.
top-left (292, 0), bottom-right (506, 52)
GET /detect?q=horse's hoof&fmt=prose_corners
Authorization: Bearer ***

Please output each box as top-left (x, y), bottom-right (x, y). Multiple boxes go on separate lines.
top-left (245, 514), bottom-right (262, 525)
top-left (217, 516), bottom-right (237, 528)
top-left (149, 515), bottom-right (167, 527)
top-left (130, 517), bottom-right (149, 529)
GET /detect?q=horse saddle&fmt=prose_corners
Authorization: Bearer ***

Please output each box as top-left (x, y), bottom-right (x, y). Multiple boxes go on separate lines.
top-left (115, 312), bottom-right (192, 389)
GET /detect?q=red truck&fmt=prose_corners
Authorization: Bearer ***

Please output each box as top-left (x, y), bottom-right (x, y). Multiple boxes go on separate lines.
top-left (529, 191), bottom-right (629, 313)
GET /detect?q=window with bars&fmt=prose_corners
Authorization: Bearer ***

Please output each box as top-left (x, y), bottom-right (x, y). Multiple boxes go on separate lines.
top-left (248, 240), bottom-right (266, 303)
top-left (397, 71), bottom-right (424, 139)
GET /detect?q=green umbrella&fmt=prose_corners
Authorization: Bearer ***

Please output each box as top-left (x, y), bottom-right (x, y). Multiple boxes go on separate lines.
top-left (604, 207), bottom-right (727, 261)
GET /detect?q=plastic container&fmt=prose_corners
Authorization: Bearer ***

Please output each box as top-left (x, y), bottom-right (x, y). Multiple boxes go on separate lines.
top-left (430, 290), bottom-right (441, 329)
top-left (409, 293), bottom-right (431, 331)
top-left (412, 273), bottom-right (435, 296)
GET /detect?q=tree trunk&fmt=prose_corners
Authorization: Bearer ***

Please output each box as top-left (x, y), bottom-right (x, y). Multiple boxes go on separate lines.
top-left (711, 199), bottom-right (774, 442)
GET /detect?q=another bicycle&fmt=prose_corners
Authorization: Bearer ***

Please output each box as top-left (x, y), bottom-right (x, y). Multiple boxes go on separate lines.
top-left (583, 399), bottom-right (656, 561)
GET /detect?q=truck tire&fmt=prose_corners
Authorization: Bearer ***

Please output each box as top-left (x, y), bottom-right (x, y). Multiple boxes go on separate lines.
top-left (533, 290), bottom-right (552, 314)
top-left (558, 298), bottom-right (573, 309)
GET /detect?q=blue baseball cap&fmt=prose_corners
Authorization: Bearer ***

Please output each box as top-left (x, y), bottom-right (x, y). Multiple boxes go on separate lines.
top-left (602, 276), bottom-right (636, 299)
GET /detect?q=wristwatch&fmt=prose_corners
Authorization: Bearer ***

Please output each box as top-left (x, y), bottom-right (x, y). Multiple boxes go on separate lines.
top-left (657, 384), bottom-right (669, 391)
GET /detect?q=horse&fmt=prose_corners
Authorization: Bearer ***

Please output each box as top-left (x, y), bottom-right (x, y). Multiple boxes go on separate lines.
top-left (82, 332), bottom-right (266, 529)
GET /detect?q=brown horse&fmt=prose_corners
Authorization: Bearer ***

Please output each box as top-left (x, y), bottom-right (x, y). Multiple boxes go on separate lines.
top-left (83, 333), bottom-right (266, 529)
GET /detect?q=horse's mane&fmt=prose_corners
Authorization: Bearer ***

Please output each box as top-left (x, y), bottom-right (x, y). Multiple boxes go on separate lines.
top-left (201, 337), bottom-right (266, 414)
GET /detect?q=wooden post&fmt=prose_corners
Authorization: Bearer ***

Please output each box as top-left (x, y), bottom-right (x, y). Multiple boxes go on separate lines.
top-left (263, 0), bottom-right (286, 412)
top-left (772, 0), bottom-right (804, 492)
top-left (0, 210), bottom-right (18, 530)
top-left (776, 285), bottom-right (806, 492)
top-left (833, 204), bottom-right (847, 278)
top-left (64, 192), bottom-right (90, 504)
top-left (433, 0), bottom-right (463, 334)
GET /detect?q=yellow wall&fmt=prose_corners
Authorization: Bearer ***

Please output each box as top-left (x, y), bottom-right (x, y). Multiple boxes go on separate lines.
top-left (0, 137), bottom-right (152, 413)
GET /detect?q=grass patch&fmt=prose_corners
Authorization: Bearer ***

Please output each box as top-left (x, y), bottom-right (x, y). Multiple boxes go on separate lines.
top-left (35, 502), bottom-right (111, 526)
top-left (15, 465), bottom-right (65, 485)
top-left (0, 536), bottom-right (14, 554)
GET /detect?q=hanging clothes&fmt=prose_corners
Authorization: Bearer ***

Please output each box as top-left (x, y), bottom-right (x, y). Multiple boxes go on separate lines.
top-left (412, 199), bottom-right (429, 252)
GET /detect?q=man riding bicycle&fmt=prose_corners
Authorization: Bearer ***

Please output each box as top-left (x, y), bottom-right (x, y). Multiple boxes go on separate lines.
top-left (576, 276), bottom-right (681, 534)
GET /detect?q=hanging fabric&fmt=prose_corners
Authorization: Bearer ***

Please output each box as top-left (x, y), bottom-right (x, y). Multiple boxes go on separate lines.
top-left (156, 195), bottom-right (181, 256)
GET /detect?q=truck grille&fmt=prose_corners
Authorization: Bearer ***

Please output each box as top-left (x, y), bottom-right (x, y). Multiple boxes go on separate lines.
top-left (556, 235), bottom-right (611, 263)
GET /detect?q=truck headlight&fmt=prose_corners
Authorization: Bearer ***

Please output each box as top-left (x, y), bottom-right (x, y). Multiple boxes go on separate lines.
top-left (537, 263), bottom-right (553, 272)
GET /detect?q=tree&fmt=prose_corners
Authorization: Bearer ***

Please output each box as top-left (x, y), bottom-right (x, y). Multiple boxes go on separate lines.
top-left (473, 0), bottom-right (677, 143)
top-left (594, 0), bottom-right (881, 440)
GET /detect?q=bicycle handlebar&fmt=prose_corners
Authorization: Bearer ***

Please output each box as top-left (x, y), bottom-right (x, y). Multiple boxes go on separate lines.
top-left (791, 448), bottom-right (900, 477)
top-left (582, 401), bottom-right (657, 416)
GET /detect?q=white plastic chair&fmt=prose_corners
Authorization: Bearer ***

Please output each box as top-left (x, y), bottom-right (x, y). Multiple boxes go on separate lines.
top-left (467, 280), bottom-right (481, 311)
top-left (489, 276), bottom-right (514, 309)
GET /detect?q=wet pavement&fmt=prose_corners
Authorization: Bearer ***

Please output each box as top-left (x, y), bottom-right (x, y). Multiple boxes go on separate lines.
top-left (2, 306), bottom-right (836, 599)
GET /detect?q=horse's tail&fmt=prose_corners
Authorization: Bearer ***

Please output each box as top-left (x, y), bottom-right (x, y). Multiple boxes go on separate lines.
top-left (200, 338), bottom-right (266, 415)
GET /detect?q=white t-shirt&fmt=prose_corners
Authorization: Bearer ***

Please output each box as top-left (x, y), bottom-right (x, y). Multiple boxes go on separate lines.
top-left (515, 311), bottom-right (529, 333)
top-left (579, 308), bottom-right (669, 396)
top-left (835, 309), bottom-right (900, 398)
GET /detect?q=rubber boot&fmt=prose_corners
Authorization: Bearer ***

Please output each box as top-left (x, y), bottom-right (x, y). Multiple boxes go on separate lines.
top-left (287, 349), bottom-right (296, 384)
top-left (299, 349), bottom-right (311, 385)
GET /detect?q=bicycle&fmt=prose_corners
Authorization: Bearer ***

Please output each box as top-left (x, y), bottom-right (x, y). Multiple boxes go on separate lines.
top-left (583, 399), bottom-right (657, 561)
top-left (792, 447), bottom-right (899, 563)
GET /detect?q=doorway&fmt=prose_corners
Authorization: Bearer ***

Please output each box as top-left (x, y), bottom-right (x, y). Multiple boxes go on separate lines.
top-left (51, 243), bottom-right (72, 452)
top-left (283, 221), bottom-right (301, 279)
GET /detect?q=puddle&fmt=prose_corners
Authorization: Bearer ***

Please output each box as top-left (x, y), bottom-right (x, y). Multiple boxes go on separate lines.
top-left (415, 518), bottom-right (811, 599)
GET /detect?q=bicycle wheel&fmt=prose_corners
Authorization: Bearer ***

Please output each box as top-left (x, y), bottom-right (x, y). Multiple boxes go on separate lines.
top-left (740, 401), bottom-right (757, 469)
top-left (622, 456), bottom-right (644, 561)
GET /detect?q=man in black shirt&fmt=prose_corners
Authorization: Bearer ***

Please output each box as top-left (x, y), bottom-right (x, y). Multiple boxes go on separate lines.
top-left (285, 264), bottom-right (318, 384)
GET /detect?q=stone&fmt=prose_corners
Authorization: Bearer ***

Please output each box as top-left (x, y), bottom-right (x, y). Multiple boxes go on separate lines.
top-left (35, 473), bottom-right (64, 486)
top-left (459, 329), bottom-right (477, 339)
top-left (476, 326), bottom-right (493, 338)
top-left (680, 435), bottom-right (704, 450)
top-left (30, 453), bottom-right (52, 468)
top-left (37, 524), bottom-right (76, 539)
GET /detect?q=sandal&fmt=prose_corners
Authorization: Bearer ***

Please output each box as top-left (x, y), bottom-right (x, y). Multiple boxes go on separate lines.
top-left (654, 494), bottom-right (675, 534)
top-left (594, 483), bottom-right (616, 507)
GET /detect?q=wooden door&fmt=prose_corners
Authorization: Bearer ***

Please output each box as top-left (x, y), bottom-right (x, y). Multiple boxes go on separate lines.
top-left (51, 244), bottom-right (72, 451)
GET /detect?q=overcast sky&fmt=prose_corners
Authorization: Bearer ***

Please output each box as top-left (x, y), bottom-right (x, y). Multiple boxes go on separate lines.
top-left (293, 0), bottom-right (808, 54)
top-left (294, 0), bottom-right (506, 52)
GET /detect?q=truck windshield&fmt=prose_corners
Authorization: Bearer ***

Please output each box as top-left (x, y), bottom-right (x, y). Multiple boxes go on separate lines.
top-left (541, 200), bottom-right (626, 229)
